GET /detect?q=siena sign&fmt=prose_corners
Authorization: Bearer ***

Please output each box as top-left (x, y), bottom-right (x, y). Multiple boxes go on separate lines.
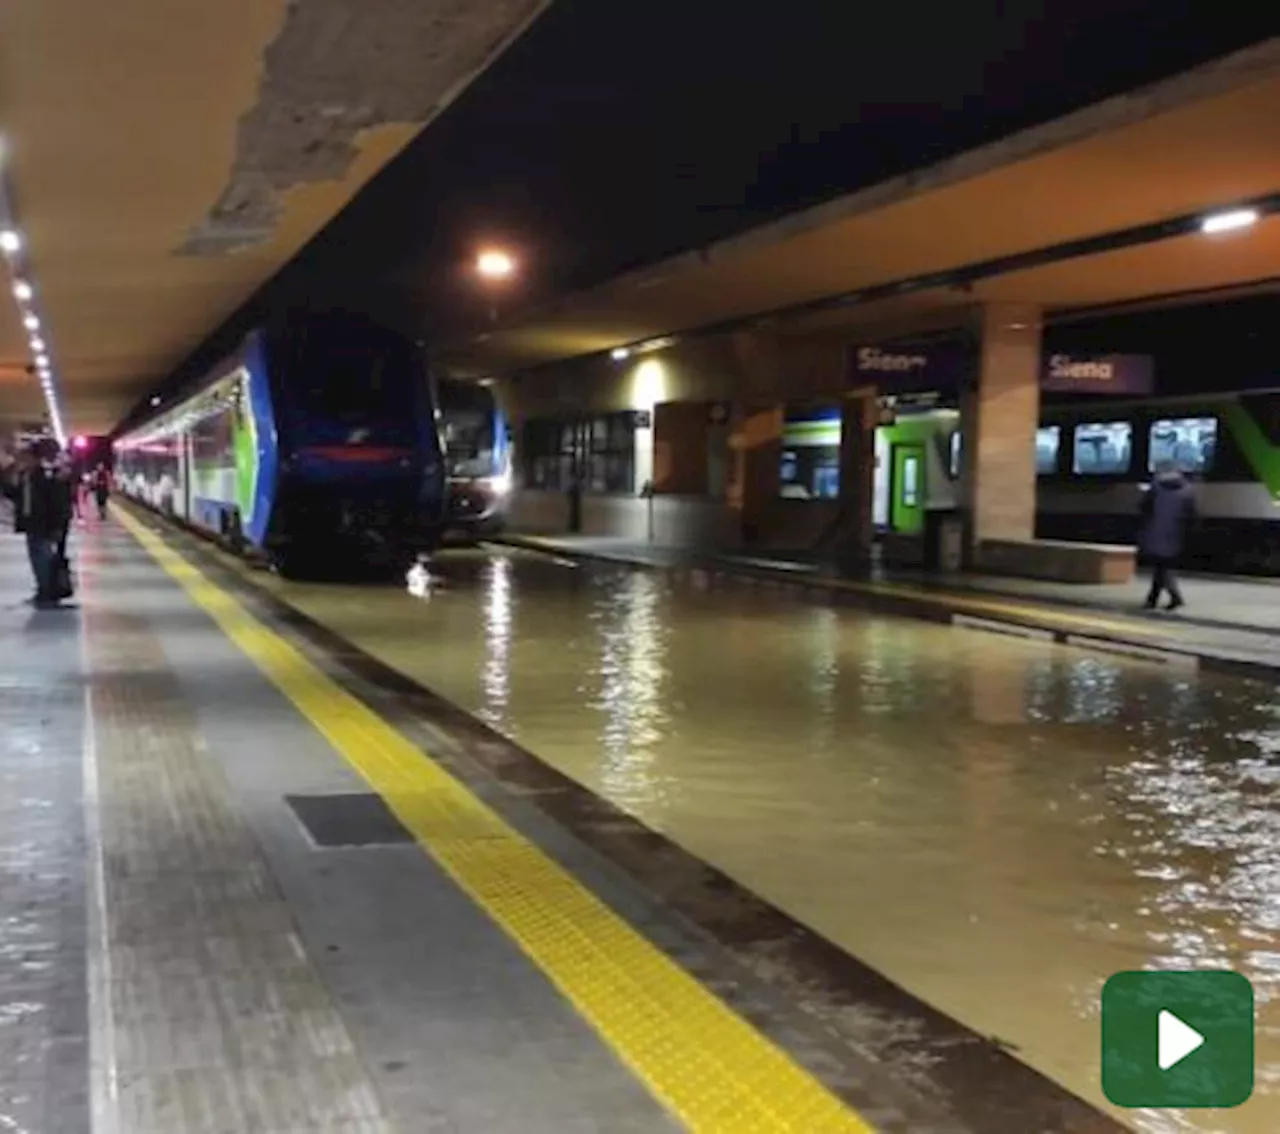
top-left (1041, 353), bottom-right (1154, 394)
top-left (849, 343), bottom-right (969, 393)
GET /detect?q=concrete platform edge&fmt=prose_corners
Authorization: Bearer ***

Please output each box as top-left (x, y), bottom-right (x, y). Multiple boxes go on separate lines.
top-left (494, 536), bottom-right (1280, 686)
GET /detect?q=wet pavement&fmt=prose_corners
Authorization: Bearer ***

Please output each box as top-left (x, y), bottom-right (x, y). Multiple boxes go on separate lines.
top-left (212, 541), bottom-right (1280, 1134)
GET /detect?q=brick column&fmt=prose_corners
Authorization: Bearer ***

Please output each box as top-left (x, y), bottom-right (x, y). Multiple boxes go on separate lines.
top-left (960, 304), bottom-right (1043, 554)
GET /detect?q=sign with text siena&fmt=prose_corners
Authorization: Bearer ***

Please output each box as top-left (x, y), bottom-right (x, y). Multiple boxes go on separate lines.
top-left (850, 344), bottom-right (969, 394)
top-left (1041, 353), bottom-right (1154, 395)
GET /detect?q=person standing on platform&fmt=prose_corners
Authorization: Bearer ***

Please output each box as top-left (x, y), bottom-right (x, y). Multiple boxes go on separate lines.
top-left (91, 463), bottom-right (111, 521)
top-left (1138, 460), bottom-right (1197, 612)
top-left (2, 437), bottom-right (75, 607)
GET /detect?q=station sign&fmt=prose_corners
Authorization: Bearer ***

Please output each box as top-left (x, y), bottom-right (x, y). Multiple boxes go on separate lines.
top-left (1041, 353), bottom-right (1154, 395)
top-left (848, 343), bottom-right (970, 394)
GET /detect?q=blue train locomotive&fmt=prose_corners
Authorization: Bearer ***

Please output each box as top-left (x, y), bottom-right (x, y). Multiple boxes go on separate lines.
top-left (114, 310), bottom-right (449, 575)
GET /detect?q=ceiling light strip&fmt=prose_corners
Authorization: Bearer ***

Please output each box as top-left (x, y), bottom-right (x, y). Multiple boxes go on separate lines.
top-left (0, 170), bottom-right (66, 447)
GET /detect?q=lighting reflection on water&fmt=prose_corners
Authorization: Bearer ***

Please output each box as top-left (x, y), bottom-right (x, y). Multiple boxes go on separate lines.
top-left (476, 555), bottom-right (513, 732)
top-left (589, 571), bottom-right (670, 804)
top-left (272, 554), bottom-right (1280, 1132)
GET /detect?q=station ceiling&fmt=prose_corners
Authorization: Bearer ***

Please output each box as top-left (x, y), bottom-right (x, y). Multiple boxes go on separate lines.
top-left (443, 39), bottom-right (1280, 376)
top-left (0, 0), bottom-right (547, 434)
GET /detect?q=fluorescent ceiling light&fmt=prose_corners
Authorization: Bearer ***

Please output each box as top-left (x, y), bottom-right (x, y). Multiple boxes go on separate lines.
top-left (610, 347), bottom-right (630, 360)
top-left (22, 313), bottom-right (38, 331)
top-left (0, 229), bottom-right (20, 254)
top-left (12, 280), bottom-right (31, 301)
top-left (1200, 207), bottom-right (1259, 234)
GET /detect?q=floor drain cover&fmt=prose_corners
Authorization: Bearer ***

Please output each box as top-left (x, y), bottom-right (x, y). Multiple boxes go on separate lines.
top-left (285, 793), bottom-right (415, 848)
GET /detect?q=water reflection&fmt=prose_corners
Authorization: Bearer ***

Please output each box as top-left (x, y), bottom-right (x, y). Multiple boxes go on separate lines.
top-left (476, 555), bottom-right (513, 732)
top-left (590, 571), bottom-right (670, 806)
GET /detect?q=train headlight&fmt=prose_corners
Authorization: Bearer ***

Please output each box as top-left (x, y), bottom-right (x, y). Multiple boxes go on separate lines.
top-left (484, 470), bottom-right (513, 497)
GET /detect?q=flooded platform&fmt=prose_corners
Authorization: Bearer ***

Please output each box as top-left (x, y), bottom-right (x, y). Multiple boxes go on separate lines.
top-left (193, 527), bottom-right (1280, 1134)
top-left (10, 499), bottom-right (1280, 1132)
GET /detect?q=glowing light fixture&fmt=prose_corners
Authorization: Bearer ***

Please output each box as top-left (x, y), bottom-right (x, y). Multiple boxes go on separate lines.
top-left (476, 248), bottom-right (516, 280)
top-left (30, 336), bottom-right (45, 352)
top-left (0, 229), bottom-right (20, 255)
top-left (610, 347), bottom-right (631, 361)
top-left (22, 313), bottom-right (38, 331)
top-left (1200, 208), bottom-right (1259, 235)
top-left (12, 279), bottom-right (31, 301)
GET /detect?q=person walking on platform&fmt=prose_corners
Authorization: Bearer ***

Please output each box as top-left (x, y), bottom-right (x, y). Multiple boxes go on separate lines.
top-left (91, 463), bottom-right (111, 521)
top-left (2, 437), bottom-right (75, 608)
top-left (1138, 460), bottom-right (1197, 612)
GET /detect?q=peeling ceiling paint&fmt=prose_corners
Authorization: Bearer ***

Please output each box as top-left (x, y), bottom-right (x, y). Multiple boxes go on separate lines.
top-left (179, 0), bottom-right (548, 256)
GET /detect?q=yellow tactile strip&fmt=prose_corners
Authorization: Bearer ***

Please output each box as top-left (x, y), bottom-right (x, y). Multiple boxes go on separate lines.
top-left (117, 509), bottom-right (876, 1134)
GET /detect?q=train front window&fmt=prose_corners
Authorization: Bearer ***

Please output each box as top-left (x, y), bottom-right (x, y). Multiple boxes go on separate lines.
top-left (438, 380), bottom-right (499, 477)
top-left (442, 411), bottom-right (497, 477)
top-left (292, 335), bottom-right (416, 421)
top-left (1148, 417), bottom-right (1216, 474)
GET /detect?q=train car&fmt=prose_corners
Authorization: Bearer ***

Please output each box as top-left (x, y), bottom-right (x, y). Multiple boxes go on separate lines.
top-left (114, 310), bottom-right (449, 575)
top-left (863, 389), bottom-right (1280, 575)
top-left (1038, 389), bottom-right (1280, 574)
top-left (436, 376), bottom-right (512, 538)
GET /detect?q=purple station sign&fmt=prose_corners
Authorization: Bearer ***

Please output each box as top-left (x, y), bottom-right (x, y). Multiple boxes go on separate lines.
top-left (851, 343), bottom-right (1156, 397)
top-left (848, 343), bottom-right (970, 394)
top-left (1040, 353), bottom-right (1155, 395)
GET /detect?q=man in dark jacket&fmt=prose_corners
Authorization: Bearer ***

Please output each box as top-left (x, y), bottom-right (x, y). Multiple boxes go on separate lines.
top-left (3, 437), bottom-right (75, 606)
top-left (1138, 461), bottom-right (1197, 611)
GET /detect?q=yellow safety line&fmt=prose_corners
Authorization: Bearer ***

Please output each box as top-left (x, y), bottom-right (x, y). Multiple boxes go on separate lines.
top-left (116, 509), bottom-right (875, 1134)
top-left (519, 537), bottom-right (1172, 641)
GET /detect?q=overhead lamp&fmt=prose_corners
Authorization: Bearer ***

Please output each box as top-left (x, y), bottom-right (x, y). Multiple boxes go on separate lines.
top-left (610, 347), bottom-right (631, 361)
top-left (12, 280), bottom-right (31, 301)
top-left (22, 313), bottom-right (38, 331)
top-left (30, 336), bottom-right (45, 352)
top-left (34, 352), bottom-right (47, 367)
top-left (150, 395), bottom-right (161, 407)
top-left (1200, 208), bottom-right (1259, 235)
top-left (0, 229), bottom-right (19, 255)
top-left (476, 248), bottom-right (516, 281)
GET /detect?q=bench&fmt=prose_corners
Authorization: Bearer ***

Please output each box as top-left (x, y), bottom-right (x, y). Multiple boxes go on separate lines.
top-left (975, 538), bottom-right (1135, 584)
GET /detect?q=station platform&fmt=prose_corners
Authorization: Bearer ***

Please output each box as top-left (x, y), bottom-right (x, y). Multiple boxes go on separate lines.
top-left (497, 534), bottom-right (1280, 680)
top-left (0, 508), bottom-right (1135, 1134)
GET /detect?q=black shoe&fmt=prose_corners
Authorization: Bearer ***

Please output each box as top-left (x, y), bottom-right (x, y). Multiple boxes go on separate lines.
top-left (1165, 597), bottom-right (1184, 612)
top-left (1143, 598), bottom-right (1158, 610)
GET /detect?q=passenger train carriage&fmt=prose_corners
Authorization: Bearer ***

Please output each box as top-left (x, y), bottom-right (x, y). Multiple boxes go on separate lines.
top-left (867, 388), bottom-right (1280, 575)
top-left (114, 311), bottom-right (449, 575)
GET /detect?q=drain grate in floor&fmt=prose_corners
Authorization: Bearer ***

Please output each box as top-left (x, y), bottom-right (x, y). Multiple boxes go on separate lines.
top-left (285, 793), bottom-right (415, 848)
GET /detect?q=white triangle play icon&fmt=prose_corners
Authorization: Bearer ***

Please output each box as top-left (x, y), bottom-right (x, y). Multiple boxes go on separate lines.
top-left (1159, 1009), bottom-right (1205, 1070)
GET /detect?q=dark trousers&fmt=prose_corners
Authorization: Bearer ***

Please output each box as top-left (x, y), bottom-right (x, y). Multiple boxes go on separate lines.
top-left (95, 490), bottom-right (108, 520)
top-left (1146, 557), bottom-right (1183, 607)
top-left (25, 531), bottom-right (58, 599)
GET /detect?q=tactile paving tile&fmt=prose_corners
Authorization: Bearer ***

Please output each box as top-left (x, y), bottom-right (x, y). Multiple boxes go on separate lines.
top-left (82, 578), bottom-right (398, 1133)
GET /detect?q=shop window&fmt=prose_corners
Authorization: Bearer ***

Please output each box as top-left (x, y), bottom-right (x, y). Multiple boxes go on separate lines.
top-left (1071, 421), bottom-right (1132, 476)
top-left (1148, 417), bottom-right (1216, 474)
top-left (1035, 425), bottom-right (1061, 475)
top-left (779, 406), bottom-right (841, 501)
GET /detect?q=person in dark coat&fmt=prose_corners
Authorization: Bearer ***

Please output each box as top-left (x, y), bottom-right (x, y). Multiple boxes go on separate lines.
top-left (91, 463), bottom-right (111, 520)
top-left (3, 437), bottom-right (75, 607)
top-left (1138, 461), bottom-right (1197, 611)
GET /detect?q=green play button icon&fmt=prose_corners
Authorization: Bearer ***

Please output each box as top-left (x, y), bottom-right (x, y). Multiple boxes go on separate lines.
top-left (1102, 970), bottom-right (1254, 1108)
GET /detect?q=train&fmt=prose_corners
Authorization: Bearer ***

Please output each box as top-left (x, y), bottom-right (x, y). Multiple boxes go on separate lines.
top-left (113, 310), bottom-right (450, 576)
top-left (437, 377), bottom-right (513, 539)
top-left (866, 387), bottom-right (1280, 574)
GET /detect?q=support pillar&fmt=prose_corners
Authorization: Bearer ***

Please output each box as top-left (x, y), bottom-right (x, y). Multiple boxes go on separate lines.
top-left (960, 304), bottom-right (1043, 558)
top-left (834, 387), bottom-right (877, 570)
